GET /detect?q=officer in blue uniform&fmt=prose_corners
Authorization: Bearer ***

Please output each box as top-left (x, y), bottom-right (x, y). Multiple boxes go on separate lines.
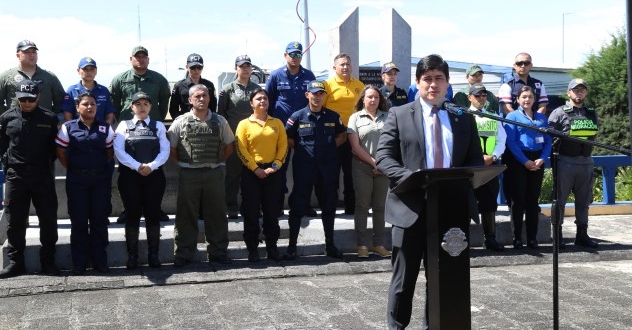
top-left (56, 92), bottom-right (115, 274)
top-left (285, 80), bottom-right (347, 260)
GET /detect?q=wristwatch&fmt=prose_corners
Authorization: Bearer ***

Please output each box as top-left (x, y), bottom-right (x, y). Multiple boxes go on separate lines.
top-left (491, 155), bottom-right (498, 162)
top-left (271, 162), bottom-right (279, 170)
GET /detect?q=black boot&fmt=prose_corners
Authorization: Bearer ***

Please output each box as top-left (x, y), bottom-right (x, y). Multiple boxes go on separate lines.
top-left (266, 240), bottom-right (281, 261)
top-left (125, 227), bottom-right (140, 270)
top-left (575, 224), bottom-right (598, 248)
top-left (557, 225), bottom-right (566, 249)
top-left (0, 260), bottom-right (26, 279)
top-left (325, 238), bottom-right (343, 259)
top-left (285, 222), bottom-right (300, 260)
top-left (146, 226), bottom-right (162, 268)
top-left (246, 241), bottom-right (260, 262)
top-left (39, 246), bottom-right (59, 276)
top-left (482, 212), bottom-right (504, 251)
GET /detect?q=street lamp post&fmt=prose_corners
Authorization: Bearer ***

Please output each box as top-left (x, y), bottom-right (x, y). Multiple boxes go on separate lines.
top-left (562, 13), bottom-right (572, 63)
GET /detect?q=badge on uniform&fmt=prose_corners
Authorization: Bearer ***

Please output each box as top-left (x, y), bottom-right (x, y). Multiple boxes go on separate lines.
top-left (99, 125), bottom-right (106, 133)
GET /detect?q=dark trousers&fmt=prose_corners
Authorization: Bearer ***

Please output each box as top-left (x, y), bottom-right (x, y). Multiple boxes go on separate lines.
top-left (337, 140), bottom-right (355, 208)
top-left (388, 219), bottom-right (429, 330)
top-left (506, 151), bottom-right (545, 241)
top-left (118, 166), bottom-right (166, 228)
top-left (240, 167), bottom-right (282, 244)
top-left (288, 166), bottom-right (337, 241)
top-left (66, 172), bottom-right (111, 268)
top-left (4, 166), bottom-right (58, 264)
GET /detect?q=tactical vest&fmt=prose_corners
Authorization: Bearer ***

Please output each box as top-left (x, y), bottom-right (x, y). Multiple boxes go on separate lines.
top-left (560, 105), bottom-right (598, 157)
top-left (475, 115), bottom-right (498, 155)
top-left (65, 120), bottom-right (109, 170)
top-left (124, 120), bottom-right (160, 164)
top-left (177, 114), bottom-right (223, 165)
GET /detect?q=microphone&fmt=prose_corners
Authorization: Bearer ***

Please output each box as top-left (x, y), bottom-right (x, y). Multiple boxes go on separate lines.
top-left (437, 99), bottom-right (465, 116)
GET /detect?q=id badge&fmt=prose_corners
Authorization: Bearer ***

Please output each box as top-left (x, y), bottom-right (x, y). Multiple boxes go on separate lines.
top-left (536, 136), bottom-right (544, 144)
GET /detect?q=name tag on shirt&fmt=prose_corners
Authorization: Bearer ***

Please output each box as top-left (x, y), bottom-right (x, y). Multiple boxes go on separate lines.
top-left (536, 136), bottom-right (544, 144)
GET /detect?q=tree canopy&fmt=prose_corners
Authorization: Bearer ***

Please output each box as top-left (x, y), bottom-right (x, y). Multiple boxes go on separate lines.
top-left (573, 29), bottom-right (630, 155)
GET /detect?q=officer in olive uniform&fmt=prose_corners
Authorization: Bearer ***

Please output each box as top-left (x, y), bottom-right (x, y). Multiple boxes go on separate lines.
top-left (168, 84), bottom-right (234, 266)
top-left (0, 79), bottom-right (59, 278)
top-left (548, 78), bottom-right (599, 248)
top-left (285, 80), bottom-right (347, 260)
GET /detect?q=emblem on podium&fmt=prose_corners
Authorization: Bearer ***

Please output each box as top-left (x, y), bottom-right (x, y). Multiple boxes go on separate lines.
top-left (441, 227), bottom-right (468, 257)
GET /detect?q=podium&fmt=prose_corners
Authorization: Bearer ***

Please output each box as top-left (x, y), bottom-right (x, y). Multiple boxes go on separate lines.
top-left (393, 165), bottom-right (505, 329)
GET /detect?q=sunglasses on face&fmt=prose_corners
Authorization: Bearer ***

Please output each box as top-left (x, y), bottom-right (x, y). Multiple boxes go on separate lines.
top-left (288, 52), bottom-right (303, 59)
top-left (474, 93), bottom-right (488, 98)
top-left (515, 61), bottom-right (532, 67)
top-left (189, 66), bottom-right (203, 71)
top-left (18, 97), bottom-right (37, 103)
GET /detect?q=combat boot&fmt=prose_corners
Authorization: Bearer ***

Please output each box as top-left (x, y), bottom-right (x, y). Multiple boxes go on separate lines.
top-left (146, 226), bottom-right (162, 268)
top-left (246, 241), bottom-right (260, 262)
top-left (125, 227), bottom-right (140, 270)
top-left (575, 224), bottom-right (598, 248)
top-left (482, 212), bottom-right (504, 251)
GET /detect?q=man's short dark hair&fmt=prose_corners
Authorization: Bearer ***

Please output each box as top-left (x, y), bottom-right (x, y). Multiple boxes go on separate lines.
top-left (333, 53), bottom-right (351, 62)
top-left (415, 54), bottom-right (449, 81)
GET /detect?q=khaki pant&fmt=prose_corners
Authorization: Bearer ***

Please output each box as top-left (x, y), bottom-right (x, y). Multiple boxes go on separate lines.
top-left (351, 159), bottom-right (389, 247)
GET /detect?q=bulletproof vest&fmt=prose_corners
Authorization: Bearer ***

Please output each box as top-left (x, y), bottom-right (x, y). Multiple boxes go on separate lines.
top-left (475, 115), bottom-right (498, 155)
top-left (560, 105), bottom-right (598, 157)
top-left (508, 78), bottom-right (544, 110)
top-left (177, 114), bottom-right (223, 164)
top-left (65, 120), bottom-right (109, 170)
top-left (124, 120), bottom-right (160, 164)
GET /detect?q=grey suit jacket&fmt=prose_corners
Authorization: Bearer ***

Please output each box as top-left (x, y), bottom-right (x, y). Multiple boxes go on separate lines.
top-left (375, 100), bottom-right (484, 228)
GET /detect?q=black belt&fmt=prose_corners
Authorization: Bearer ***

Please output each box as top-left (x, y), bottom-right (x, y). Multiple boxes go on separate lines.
top-left (70, 168), bottom-right (104, 176)
top-left (256, 162), bottom-right (273, 168)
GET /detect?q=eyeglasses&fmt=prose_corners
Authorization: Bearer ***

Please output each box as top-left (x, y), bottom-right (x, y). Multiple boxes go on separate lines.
top-left (189, 66), bottom-right (203, 71)
top-left (474, 93), bottom-right (488, 98)
top-left (515, 61), bottom-right (532, 67)
top-left (18, 97), bottom-right (37, 103)
top-left (288, 52), bottom-right (303, 59)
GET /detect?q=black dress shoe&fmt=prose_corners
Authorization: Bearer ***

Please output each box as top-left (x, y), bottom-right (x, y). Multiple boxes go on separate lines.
top-left (173, 258), bottom-right (188, 268)
top-left (209, 256), bottom-right (232, 265)
top-left (325, 245), bottom-right (343, 259)
top-left (484, 238), bottom-right (505, 252)
top-left (40, 263), bottom-right (60, 276)
top-left (0, 262), bottom-right (26, 279)
top-left (247, 251), bottom-right (260, 263)
top-left (228, 211), bottom-right (239, 220)
top-left (513, 239), bottom-right (523, 249)
top-left (285, 245), bottom-right (298, 260)
top-left (72, 267), bottom-right (86, 276)
top-left (94, 264), bottom-right (110, 273)
top-left (267, 250), bottom-right (282, 261)
top-left (527, 239), bottom-right (539, 249)
top-left (344, 207), bottom-right (354, 215)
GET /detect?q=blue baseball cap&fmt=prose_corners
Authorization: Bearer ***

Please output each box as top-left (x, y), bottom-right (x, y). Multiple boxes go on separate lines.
top-left (78, 57), bottom-right (97, 69)
top-left (307, 80), bottom-right (326, 93)
top-left (286, 41), bottom-right (303, 53)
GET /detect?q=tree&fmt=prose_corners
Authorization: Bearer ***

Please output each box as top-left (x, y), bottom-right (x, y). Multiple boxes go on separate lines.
top-left (573, 29), bottom-right (629, 155)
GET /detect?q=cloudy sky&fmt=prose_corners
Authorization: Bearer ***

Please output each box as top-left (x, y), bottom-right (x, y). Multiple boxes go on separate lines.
top-left (0, 0), bottom-right (625, 87)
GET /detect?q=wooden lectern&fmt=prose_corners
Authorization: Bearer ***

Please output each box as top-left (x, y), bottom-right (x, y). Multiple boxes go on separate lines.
top-left (392, 165), bottom-right (506, 329)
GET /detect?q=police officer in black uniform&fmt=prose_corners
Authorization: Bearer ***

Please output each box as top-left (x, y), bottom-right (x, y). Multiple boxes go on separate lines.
top-left (169, 53), bottom-right (217, 119)
top-left (285, 80), bottom-right (347, 260)
top-left (0, 79), bottom-right (59, 278)
top-left (114, 92), bottom-right (170, 269)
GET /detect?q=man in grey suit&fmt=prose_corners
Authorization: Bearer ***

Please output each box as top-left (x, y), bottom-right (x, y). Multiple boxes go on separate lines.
top-left (376, 54), bottom-right (484, 329)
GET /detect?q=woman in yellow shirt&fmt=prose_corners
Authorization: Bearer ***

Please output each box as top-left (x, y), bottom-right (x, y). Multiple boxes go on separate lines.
top-left (235, 88), bottom-right (288, 262)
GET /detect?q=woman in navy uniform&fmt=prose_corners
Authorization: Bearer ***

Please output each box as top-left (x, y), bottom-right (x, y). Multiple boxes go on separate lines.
top-left (113, 92), bottom-right (169, 269)
top-left (56, 92), bottom-right (115, 274)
